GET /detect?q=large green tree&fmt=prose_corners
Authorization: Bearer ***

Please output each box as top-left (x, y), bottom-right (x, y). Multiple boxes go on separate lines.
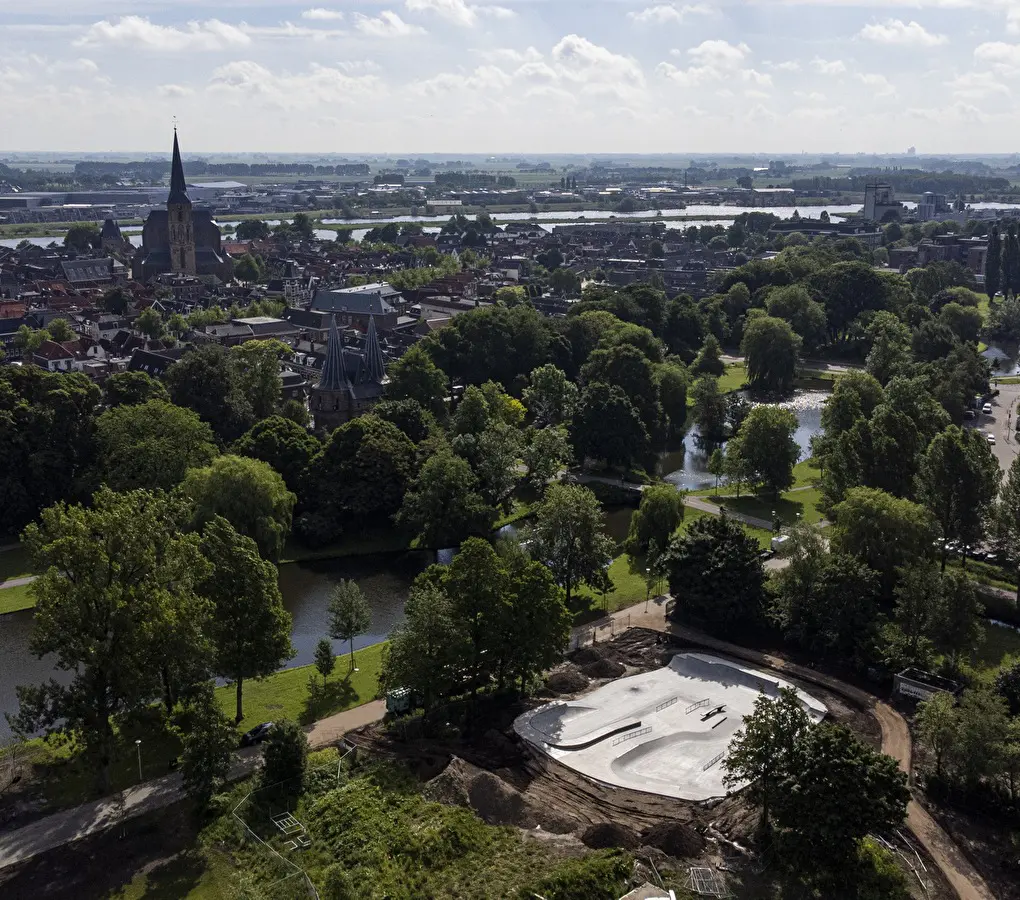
top-left (994, 453), bottom-right (1020, 602)
top-left (522, 425), bottom-right (572, 492)
top-left (183, 455), bottom-right (296, 561)
top-left (624, 483), bottom-right (685, 557)
top-left (385, 344), bottom-right (449, 417)
top-left (103, 371), bottom-right (169, 408)
top-left (528, 484), bottom-right (616, 607)
top-left (94, 399), bottom-right (218, 492)
top-left (569, 382), bottom-right (649, 469)
top-left (741, 315), bottom-right (802, 394)
top-left (523, 364), bottom-right (578, 426)
top-left (230, 339), bottom-right (289, 421)
top-left (327, 579), bottom-right (372, 672)
top-left (165, 344), bottom-right (254, 444)
top-left (233, 415), bottom-right (321, 494)
top-left (916, 425), bottom-right (1000, 570)
top-left (986, 225), bottom-right (1002, 301)
top-left (15, 488), bottom-right (208, 791)
top-left (173, 682), bottom-right (237, 809)
top-left (198, 517), bottom-right (293, 722)
top-left (690, 375), bottom-right (727, 445)
top-left (725, 404), bottom-right (799, 497)
top-left (663, 514), bottom-right (765, 633)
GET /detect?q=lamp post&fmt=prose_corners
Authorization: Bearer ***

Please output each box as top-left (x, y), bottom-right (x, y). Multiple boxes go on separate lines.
top-left (135, 739), bottom-right (143, 781)
top-left (645, 566), bottom-right (651, 612)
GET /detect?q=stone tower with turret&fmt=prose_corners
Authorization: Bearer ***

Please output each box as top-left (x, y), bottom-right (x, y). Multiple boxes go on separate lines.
top-left (167, 129), bottom-right (196, 275)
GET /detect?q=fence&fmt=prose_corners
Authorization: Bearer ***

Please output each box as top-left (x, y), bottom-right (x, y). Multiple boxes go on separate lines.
top-left (654, 696), bottom-right (678, 713)
top-left (611, 726), bottom-right (652, 747)
top-left (685, 698), bottom-right (711, 715)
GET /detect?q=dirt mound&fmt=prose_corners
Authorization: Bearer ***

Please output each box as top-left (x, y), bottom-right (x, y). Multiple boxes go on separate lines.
top-left (581, 822), bottom-right (639, 850)
top-left (642, 821), bottom-right (706, 859)
top-left (424, 757), bottom-right (576, 834)
top-left (571, 646), bottom-right (604, 665)
top-left (580, 658), bottom-right (626, 679)
top-left (545, 664), bottom-right (589, 694)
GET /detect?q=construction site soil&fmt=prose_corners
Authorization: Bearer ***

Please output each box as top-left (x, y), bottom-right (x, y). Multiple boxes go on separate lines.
top-left (349, 629), bottom-right (953, 897)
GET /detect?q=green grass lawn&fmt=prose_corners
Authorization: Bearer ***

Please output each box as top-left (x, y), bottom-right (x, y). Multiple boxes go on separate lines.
top-left (219, 642), bottom-right (387, 730)
top-left (0, 582), bottom-right (35, 615)
top-left (791, 457), bottom-right (821, 488)
top-left (716, 485), bottom-right (826, 527)
top-left (0, 544), bottom-right (32, 582)
top-left (717, 362), bottom-right (748, 394)
top-left (972, 622), bottom-right (1020, 675)
top-left (110, 848), bottom-right (236, 900)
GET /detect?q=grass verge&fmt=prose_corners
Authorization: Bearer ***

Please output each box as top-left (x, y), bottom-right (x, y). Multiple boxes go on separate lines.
top-left (716, 486), bottom-right (826, 527)
top-left (972, 622), bottom-right (1020, 676)
top-left (0, 581), bottom-right (35, 615)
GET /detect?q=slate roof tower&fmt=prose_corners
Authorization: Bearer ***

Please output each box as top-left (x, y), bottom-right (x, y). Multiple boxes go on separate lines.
top-left (167, 129), bottom-right (196, 275)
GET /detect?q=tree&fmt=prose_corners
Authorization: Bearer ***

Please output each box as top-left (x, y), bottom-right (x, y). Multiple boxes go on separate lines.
top-left (236, 219), bottom-right (271, 241)
top-left (773, 724), bottom-right (909, 875)
top-left (932, 571), bottom-right (984, 671)
top-left (550, 267), bottom-right (581, 296)
top-left (994, 659), bottom-right (1020, 715)
top-left (314, 638), bottom-right (336, 683)
top-left (523, 364), bottom-right (578, 426)
top-left (14, 324), bottom-right (49, 352)
top-left (386, 344), bottom-right (449, 417)
top-left (691, 334), bottom-right (725, 377)
top-left (865, 312), bottom-right (912, 386)
top-left (580, 343), bottom-right (662, 435)
top-left (708, 448), bottom-right (725, 494)
top-left (569, 382), bottom-right (649, 469)
top-left (396, 449), bottom-right (495, 548)
top-left (986, 225), bottom-right (1002, 301)
top-left (663, 514), bottom-right (765, 632)
top-left (262, 719), bottom-right (308, 790)
top-left (917, 425), bottom-right (1000, 571)
top-left (234, 253), bottom-right (263, 283)
top-left (14, 488), bottom-right (208, 792)
top-left (64, 222), bottom-right (100, 252)
top-left (100, 286), bottom-right (130, 315)
top-left (656, 362), bottom-right (689, 435)
top-left (725, 405), bottom-right (799, 497)
top-left (183, 455), bottom-right (296, 561)
top-left (165, 344), bottom-right (254, 444)
top-left (173, 683), bottom-right (237, 810)
top-left (233, 416), bottom-right (320, 494)
top-left (474, 423), bottom-right (524, 508)
top-left (47, 317), bottom-right (73, 342)
top-left (523, 425), bottom-right (572, 492)
top-left (230, 339), bottom-right (288, 421)
top-left (291, 212), bottom-right (315, 240)
top-left (372, 398), bottom-right (437, 444)
top-left (136, 307), bottom-right (163, 341)
top-left (939, 302), bottom-right (983, 344)
top-left (829, 488), bottom-right (939, 591)
top-left (624, 483), bottom-right (685, 557)
top-left (690, 374), bottom-right (728, 445)
top-left (892, 563), bottom-right (942, 660)
top-left (95, 399), bottom-right (218, 492)
top-left (494, 285), bottom-right (527, 306)
top-left (104, 371), bottom-right (169, 407)
top-left (383, 583), bottom-right (459, 718)
top-left (993, 454), bottom-right (1020, 601)
top-left (766, 284), bottom-right (827, 352)
top-left (528, 484), bottom-right (616, 607)
top-left (328, 579), bottom-right (372, 672)
top-left (723, 688), bottom-right (812, 833)
top-left (741, 315), bottom-right (802, 394)
top-left (915, 691), bottom-right (958, 779)
top-left (199, 517), bottom-right (293, 722)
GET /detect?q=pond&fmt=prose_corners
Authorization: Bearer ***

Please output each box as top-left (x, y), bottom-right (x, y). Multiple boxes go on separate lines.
top-left (658, 390), bottom-right (827, 491)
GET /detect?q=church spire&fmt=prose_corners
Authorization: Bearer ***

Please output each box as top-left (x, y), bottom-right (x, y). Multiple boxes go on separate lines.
top-left (168, 128), bottom-right (190, 205)
top-left (362, 315), bottom-right (386, 384)
top-left (319, 315), bottom-right (350, 391)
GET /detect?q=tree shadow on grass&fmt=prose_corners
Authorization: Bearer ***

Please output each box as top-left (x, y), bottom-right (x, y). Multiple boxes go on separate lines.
top-left (132, 850), bottom-right (209, 899)
top-left (299, 674), bottom-right (357, 725)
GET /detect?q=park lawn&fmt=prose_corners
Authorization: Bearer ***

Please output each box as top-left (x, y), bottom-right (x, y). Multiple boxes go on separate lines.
top-left (717, 362), bottom-right (748, 394)
top-left (717, 485), bottom-right (827, 527)
top-left (0, 582), bottom-right (35, 615)
top-left (791, 457), bottom-right (821, 488)
top-left (110, 847), bottom-right (236, 900)
top-left (217, 642), bottom-right (387, 730)
top-left (972, 622), bottom-right (1020, 676)
top-left (0, 544), bottom-right (33, 582)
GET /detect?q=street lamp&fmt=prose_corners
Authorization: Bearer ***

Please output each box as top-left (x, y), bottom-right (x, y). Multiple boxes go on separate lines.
top-left (135, 739), bottom-right (143, 781)
top-left (645, 567), bottom-right (651, 612)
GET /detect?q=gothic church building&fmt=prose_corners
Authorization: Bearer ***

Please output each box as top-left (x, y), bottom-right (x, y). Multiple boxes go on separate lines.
top-left (132, 130), bottom-right (233, 283)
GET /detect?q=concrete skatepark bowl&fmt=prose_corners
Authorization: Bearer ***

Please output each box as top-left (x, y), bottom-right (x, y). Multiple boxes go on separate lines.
top-left (514, 652), bottom-right (827, 801)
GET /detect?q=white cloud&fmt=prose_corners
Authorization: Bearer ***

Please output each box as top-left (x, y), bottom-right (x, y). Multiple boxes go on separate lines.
top-left (659, 40), bottom-right (771, 88)
top-left (1010, 8), bottom-right (1020, 35)
top-left (485, 46), bottom-right (543, 65)
top-left (856, 72), bottom-right (896, 96)
top-left (811, 57), bottom-right (846, 74)
top-left (688, 39), bottom-right (750, 67)
top-left (859, 19), bottom-right (948, 47)
top-left (769, 60), bottom-right (802, 72)
top-left (794, 90), bottom-right (827, 102)
top-left (210, 60), bottom-right (383, 108)
top-left (947, 70), bottom-right (1011, 98)
top-left (158, 83), bottom-right (194, 97)
top-left (353, 11), bottom-right (424, 37)
top-left (301, 7), bottom-right (344, 20)
top-left (628, 4), bottom-right (713, 25)
top-left (75, 15), bottom-right (251, 51)
top-left (404, 0), bottom-right (513, 28)
top-left (551, 34), bottom-right (645, 86)
top-left (974, 41), bottom-right (1020, 75)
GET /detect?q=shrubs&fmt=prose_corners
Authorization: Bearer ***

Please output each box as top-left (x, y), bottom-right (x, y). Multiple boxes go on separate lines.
top-left (262, 719), bottom-right (308, 790)
top-left (519, 849), bottom-right (632, 900)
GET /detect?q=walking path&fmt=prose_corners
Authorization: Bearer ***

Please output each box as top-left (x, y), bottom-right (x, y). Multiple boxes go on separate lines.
top-left (0, 576), bottom-right (34, 590)
top-left (0, 700), bottom-right (387, 872)
top-left (684, 496), bottom-right (773, 531)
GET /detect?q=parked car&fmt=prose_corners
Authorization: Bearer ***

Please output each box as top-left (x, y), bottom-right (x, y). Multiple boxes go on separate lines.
top-left (964, 409), bottom-right (976, 420)
top-left (240, 722), bottom-right (274, 747)
top-left (988, 432), bottom-right (997, 445)
top-left (983, 403), bottom-right (993, 415)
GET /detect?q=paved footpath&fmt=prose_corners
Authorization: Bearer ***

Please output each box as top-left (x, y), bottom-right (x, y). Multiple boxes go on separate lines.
top-left (0, 700), bottom-right (387, 872)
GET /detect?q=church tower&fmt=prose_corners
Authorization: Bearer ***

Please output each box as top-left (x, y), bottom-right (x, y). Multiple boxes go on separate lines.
top-left (167, 129), bottom-right (196, 275)
top-left (311, 315), bottom-right (353, 433)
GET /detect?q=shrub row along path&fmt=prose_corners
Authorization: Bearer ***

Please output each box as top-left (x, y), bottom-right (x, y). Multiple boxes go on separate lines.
top-left (0, 699), bottom-right (385, 872)
top-left (0, 598), bottom-right (995, 900)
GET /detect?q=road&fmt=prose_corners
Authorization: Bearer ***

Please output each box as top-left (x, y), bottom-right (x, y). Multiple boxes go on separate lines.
top-left (987, 381), bottom-right (1020, 473)
top-left (0, 700), bottom-right (387, 872)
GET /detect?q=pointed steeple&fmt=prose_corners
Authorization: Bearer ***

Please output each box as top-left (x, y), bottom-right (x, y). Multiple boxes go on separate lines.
top-left (362, 315), bottom-right (386, 384)
top-left (167, 128), bottom-right (190, 205)
top-left (319, 315), bottom-right (350, 391)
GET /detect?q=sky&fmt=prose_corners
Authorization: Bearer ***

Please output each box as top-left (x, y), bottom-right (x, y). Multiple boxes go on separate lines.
top-left (3, 0), bottom-right (1020, 155)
